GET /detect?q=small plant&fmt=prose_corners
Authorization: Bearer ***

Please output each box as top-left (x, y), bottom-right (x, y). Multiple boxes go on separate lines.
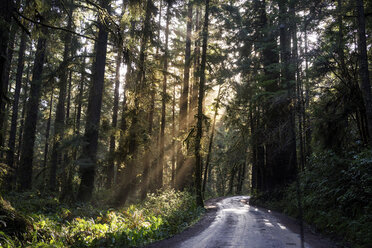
top-left (3, 189), bottom-right (204, 247)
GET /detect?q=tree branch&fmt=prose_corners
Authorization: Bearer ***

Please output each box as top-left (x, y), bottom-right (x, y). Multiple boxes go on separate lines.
top-left (14, 10), bottom-right (97, 41)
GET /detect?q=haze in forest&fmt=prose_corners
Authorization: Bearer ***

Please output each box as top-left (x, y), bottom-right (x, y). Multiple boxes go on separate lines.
top-left (0, 0), bottom-right (371, 247)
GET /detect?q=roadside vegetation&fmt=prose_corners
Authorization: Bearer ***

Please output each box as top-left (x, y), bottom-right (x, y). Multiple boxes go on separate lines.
top-left (0, 189), bottom-right (204, 247)
top-left (251, 149), bottom-right (372, 248)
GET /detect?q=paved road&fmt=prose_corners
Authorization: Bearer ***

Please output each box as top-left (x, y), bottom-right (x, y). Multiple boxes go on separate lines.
top-left (180, 196), bottom-right (309, 248)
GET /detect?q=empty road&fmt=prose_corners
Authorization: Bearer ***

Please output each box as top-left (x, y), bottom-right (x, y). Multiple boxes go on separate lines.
top-left (147, 196), bottom-right (339, 248)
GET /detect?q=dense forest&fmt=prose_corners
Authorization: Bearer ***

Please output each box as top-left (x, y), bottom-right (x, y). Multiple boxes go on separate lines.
top-left (0, 0), bottom-right (371, 247)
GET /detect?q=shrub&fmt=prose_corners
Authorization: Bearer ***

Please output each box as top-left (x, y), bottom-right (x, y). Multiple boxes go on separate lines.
top-left (2, 189), bottom-right (204, 247)
top-left (253, 149), bottom-right (372, 248)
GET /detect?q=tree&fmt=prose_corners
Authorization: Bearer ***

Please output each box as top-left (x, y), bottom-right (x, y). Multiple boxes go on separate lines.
top-left (194, 0), bottom-right (210, 207)
top-left (176, 0), bottom-right (193, 190)
top-left (158, 0), bottom-right (172, 191)
top-left (50, 1), bottom-right (74, 192)
top-left (115, 0), bottom-right (154, 206)
top-left (77, 0), bottom-right (110, 201)
top-left (0, 0), bottom-right (14, 148)
top-left (202, 86), bottom-right (221, 195)
top-left (18, 34), bottom-right (48, 191)
top-left (356, 0), bottom-right (372, 144)
top-left (5, 31), bottom-right (27, 189)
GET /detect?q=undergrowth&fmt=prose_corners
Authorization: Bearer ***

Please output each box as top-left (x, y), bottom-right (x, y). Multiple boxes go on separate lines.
top-left (251, 149), bottom-right (372, 248)
top-left (0, 189), bottom-right (204, 247)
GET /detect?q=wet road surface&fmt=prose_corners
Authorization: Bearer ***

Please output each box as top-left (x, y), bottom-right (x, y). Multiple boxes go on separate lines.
top-left (147, 196), bottom-right (339, 248)
top-left (180, 196), bottom-right (309, 248)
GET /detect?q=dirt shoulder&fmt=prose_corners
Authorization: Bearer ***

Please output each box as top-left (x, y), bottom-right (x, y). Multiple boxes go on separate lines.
top-left (145, 196), bottom-right (227, 248)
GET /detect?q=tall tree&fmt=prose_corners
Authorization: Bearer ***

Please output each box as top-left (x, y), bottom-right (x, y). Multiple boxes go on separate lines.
top-left (177, 0), bottom-right (193, 190)
top-left (73, 50), bottom-right (87, 160)
top-left (0, 0), bottom-right (14, 149)
top-left (17, 60), bottom-right (31, 167)
top-left (50, 2), bottom-right (74, 191)
top-left (158, 0), bottom-right (172, 190)
top-left (141, 0), bottom-right (162, 198)
top-left (278, 0), bottom-right (297, 185)
top-left (5, 31), bottom-right (27, 189)
top-left (202, 86), bottom-right (221, 195)
top-left (77, 0), bottom-right (110, 201)
top-left (195, 0), bottom-right (210, 207)
top-left (107, 48), bottom-right (121, 189)
top-left (116, 0), bottom-right (153, 206)
top-left (43, 90), bottom-right (54, 189)
top-left (18, 33), bottom-right (48, 191)
top-left (356, 0), bottom-right (372, 144)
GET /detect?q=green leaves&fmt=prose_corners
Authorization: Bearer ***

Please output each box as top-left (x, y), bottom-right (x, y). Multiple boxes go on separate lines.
top-left (3, 189), bottom-right (203, 247)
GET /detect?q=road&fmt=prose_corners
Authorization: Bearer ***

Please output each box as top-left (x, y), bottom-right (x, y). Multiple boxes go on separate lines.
top-left (147, 196), bottom-right (339, 248)
top-left (181, 196), bottom-right (308, 248)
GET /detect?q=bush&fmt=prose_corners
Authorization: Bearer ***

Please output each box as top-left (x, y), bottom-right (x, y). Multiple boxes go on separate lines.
top-left (0, 196), bottom-right (33, 241)
top-left (2, 189), bottom-right (204, 248)
top-left (253, 149), bottom-right (372, 248)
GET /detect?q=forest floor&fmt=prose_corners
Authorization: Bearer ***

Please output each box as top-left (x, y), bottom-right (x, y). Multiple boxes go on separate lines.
top-left (146, 196), bottom-right (342, 248)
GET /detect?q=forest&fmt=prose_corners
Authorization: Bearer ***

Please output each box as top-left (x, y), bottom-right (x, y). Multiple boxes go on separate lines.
top-left (0, 0), bottom-right (371, 247)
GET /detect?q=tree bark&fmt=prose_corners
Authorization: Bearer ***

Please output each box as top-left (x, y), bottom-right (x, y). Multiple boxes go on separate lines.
top-left (73, 50), bottom-right (86, 160)
top-left (77, 0), bottom-right (109, 201)
top-left (0, 0), bottom-right (14, 150)
top-left (107, 48), bottom-right (121, 189)
top-left (116, 0), bottom-right (152, 206)
top-left (158, 0), bottom-right (171, 190)
top-left (356, 0), bottom-right (372, 144)
top-left (5, 31), bottom-right (27, 189)
top-left (195, 0), bottom-right (210, 207)
top-left (18, 35), bottom-right (48, 191)
top-left (176, 1), bottom-right (193, 190)
top-left (17, 61), bottom-right (31, 167)
top-left (50, 7), bottom-right (73, 191)
top-left (43, 90), bottom-right (54, 190)
top-left (202, 86), bottom-right (221, 195)
top-left (142, 1), bottom-right (161, 197)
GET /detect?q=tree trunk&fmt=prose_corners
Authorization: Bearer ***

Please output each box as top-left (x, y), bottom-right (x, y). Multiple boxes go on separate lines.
top-left (73, 50), bottom-right (86, 160)
top-left (17, 61), bottom-right (31, 168)
top-left (158, 0), bottom-right (171, 190)
top-left (18, 35), bottom-right (48, 191)
top-left (50, 8), bottom-right (73, 191)
top-left (142, 1), bottom-right (161, 197)
top-left (0, 0), bottom-right (14, 151)
top-left (77, 0), bottom-right (109, 201)
top-left (228, 166), bottom-right (236, 195)
top-left (250, 104), bottom-right (257, 190)
top-left (116, 0), bottom-right (152, 206)
top-left (43, 91), bottom-right (54, 190)
top-left (278, 0), bottom-right (297, 186)
top-left (171, 83), bottom-right (176, 188)
top-left (195, 0), bottom-right (210, 207)
top-left (5, 31), bottom-right (27, 189)
top-left (356, 0), bottom-right (372, 144)
top-left (176, 1), bottom-right (193, 190)
top-left (107, 48), bottom-right (121, 189)
top-left (202, 86), bottom-right (221, 195)
top-left (191, 7), bottom-right (200, 122)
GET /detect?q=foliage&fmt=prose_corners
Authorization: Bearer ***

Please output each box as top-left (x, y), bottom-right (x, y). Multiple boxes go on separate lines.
top-left (0, 196), bottom-right (33, 241)
top-left (252, 149), bottom-right (372, 248)
top-left (1, 189), bottom-right (204, 248)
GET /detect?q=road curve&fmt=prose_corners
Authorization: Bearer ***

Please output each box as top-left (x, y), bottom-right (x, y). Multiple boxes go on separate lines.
top-left (147, 196), bottom-right (339, 248)
top-left (179, 196), bottom-right (309, 248)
